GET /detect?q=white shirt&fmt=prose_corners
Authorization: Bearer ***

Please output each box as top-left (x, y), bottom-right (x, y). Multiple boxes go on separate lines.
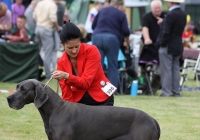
top-left (33, 0), bottom-right (57, 31)
top-left (169, 5), bottom-right (180, 11)
top-left (84, 7), bottom-right (98, 33)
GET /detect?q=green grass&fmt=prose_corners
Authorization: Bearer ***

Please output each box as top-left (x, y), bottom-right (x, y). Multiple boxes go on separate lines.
top-left (0, 78), bottom-right (200, 140)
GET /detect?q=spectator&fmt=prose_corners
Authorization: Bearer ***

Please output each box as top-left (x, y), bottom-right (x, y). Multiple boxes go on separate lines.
top-left (0, 0), bottom-right (12, 11)
top-left (188, 35), bottom-right (199, 49)
top-left (52, 22), bottom-right (115, 106)
top-left (11, 0), bottom-right (25, 28)
top-left (92, 0), bottom-right (130, 93)
top-left (139, 0), bottom-right (166, 94)
top-left (54, 0), bottom-right (65, 28)
top-left (0, 2), bottom-right (12, 36)
top-left (104, 0), bottom-right (111, 7)
top-left (157, 0), bottom-right (186, 97)
top-left (33, 0), bottom-right (60, 79)
top-left (76, 24), bottom-right (88, 43)
top-left (63, 9), bottom-right (71, 23)
top-left (4, 15), bottom-right (29, 42)
top-left (24, 0), bottom-right (38, 32)
top-left (84, 1), bottom-right (102, 41)
top-left (22, 0), bottom-right (32, 9)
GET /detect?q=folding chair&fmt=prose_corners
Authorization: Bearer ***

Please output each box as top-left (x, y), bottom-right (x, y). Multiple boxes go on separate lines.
top-left (194, 54), bottom-right (200, 87)
top-left (179, 53), bottom-right (200, 95)
top-left (118, 68), bottom-right (128, 94)
top-left (179, 73), bottom-right (188, 95)
top-left (181, 58), bottom-right (196, 78)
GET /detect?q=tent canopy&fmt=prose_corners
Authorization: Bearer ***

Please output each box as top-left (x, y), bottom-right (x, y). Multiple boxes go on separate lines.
top-left (90, 0), bottom-right (149, 7)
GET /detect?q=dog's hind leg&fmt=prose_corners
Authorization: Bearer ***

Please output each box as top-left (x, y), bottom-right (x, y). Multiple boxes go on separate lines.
top-left (153, 119), bottom-right (160, 140)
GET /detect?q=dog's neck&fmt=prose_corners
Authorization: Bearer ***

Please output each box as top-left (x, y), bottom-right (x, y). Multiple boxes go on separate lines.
top-left (37, 88), bottom-right (65, 129)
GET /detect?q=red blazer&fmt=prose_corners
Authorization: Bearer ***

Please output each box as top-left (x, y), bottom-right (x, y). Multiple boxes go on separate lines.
top-left (57, 43), bottom-right (110, 102)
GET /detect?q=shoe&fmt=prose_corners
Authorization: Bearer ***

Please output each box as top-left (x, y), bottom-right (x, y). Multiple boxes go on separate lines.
top-left (171, 93), bottom-right (181, 97)
top-left (38, 68), bottom-right (46, 81)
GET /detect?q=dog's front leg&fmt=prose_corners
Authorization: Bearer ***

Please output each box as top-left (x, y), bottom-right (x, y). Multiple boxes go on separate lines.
top-left (38, 109), bottom-right (53, 139)
top-left (45, 128), bottom-right (53, 140)
top-left (51, 130), bottom-right (73, 140)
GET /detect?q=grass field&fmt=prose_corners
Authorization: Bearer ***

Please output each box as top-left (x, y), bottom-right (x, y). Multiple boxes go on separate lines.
top-left (0, 77), bottom-right (200, 140)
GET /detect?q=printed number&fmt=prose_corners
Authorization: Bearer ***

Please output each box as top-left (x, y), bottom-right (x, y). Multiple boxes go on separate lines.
top-left (107, 87), bottom-right (114, 94)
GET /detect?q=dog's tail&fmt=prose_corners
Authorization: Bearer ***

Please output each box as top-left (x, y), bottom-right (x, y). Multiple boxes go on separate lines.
top-left (153, 118), bottom-right (161, 140)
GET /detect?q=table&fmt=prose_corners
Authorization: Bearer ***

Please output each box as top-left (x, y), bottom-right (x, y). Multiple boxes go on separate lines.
top-left (183, 48), bottom-right (200, 60)
top-left (0, 42), bottom-right (39, 82)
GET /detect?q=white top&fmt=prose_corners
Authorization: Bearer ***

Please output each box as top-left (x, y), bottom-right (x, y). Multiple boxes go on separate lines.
top-left (33, 0), bottom-right (57, 31)
top-left (85, 7), bottom-right (98, 33)
top-left (129, 34), bottom-right (142, 57)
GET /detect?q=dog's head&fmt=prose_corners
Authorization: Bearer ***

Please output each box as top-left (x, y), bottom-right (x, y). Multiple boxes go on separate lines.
top-left (7, 79), bottom-right (49, 110)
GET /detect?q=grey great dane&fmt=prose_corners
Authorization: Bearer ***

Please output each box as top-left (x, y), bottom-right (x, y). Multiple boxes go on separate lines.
top-left (7, 79), bottom-right (160, 140)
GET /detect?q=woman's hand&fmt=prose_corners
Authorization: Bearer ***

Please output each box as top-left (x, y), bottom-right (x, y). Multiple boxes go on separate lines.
top-left (52, 70), bottom-right (69, 80)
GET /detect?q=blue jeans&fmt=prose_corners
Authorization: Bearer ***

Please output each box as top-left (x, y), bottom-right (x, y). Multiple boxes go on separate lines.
top-left (92, 33), bottom-right (120, 90)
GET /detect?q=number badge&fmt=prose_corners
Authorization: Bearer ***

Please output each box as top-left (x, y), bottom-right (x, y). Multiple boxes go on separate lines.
top-left (101, 82), bottom-right (117, 96)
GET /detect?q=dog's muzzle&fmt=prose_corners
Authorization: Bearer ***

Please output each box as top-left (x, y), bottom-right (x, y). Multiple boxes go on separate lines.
top-left (7, 94), bottom-right (24, 110)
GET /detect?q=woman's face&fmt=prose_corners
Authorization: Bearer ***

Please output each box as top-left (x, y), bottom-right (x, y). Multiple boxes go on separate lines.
top-left (61, 38), bottom-right (81, 58)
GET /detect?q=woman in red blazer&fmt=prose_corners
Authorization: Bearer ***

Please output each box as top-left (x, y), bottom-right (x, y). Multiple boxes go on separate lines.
top-left (52, 22), bottom-right (116, 106)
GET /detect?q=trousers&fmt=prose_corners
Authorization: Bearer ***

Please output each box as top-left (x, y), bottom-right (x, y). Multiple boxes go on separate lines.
top-left (159, 47), bottom-right (180, 95)
top-left (35, 26), bottom-right (57, 79)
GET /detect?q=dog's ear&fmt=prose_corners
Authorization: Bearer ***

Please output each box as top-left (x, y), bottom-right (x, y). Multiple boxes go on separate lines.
top-left (34, 84), bottom-right (49, 108)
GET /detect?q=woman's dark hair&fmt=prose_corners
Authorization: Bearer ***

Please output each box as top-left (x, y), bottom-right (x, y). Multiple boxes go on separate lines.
top-left (60, 22), bottom-right (82, 43)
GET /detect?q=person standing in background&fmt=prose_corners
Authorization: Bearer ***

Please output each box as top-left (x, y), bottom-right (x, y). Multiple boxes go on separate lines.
top-left (84, 1), bottom-right (102, 42)
top-left (157, 0), bottom-right (186, 97)
top-left (54, 0), bottom-right (65, 28)
top-left (33, 0), bottom-right (60, 79)
top-left (11, 0), bottom-right (25, 28)
top-left (24, 0), bottom-right (38, 32)
top-left (92, 0), bottom-right (130, 94)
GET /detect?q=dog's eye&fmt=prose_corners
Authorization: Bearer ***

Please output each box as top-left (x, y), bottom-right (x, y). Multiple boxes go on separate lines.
top-left (20, 86), bottom-right (26, 91)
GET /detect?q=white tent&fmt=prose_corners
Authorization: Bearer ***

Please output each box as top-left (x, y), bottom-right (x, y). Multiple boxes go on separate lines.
top-left (90, 0), bottom-right (149, 7)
